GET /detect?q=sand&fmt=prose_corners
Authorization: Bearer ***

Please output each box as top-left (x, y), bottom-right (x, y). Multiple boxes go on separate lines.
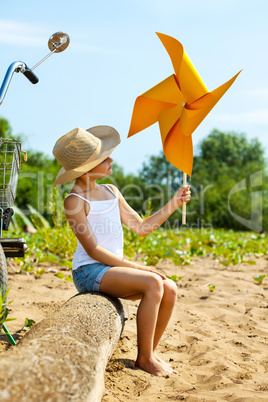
top-left (1, 256), bottom-right (268, 401)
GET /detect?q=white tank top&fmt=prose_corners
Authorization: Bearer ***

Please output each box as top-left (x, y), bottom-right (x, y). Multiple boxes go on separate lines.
top-left (67, 185), bottom-right (124, 270)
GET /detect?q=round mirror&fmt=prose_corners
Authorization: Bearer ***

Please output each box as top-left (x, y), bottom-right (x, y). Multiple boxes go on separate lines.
top-left (48, 32), bottom-right (70, 53)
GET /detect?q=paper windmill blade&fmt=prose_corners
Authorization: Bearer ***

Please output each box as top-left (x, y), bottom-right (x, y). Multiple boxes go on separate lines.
top-left (128, 32), bottom-right (241, 178)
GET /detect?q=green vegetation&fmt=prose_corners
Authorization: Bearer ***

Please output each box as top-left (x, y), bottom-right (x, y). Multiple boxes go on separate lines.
top-left (1, 117), bottom-right (267, 232)
top-left (166, 275), bottom-right (183, 283)
top-left (7, 224), bottom-right (268, 274)
top-left (253, 274), bottom-right (267, 285)
top-left (123, 227), bottom-right (267, 267)
top-left (208, 284), bottom-right (216, 292)
top-left (0, 288), bottom-right (15, 326)
top-left (23, 318), bottom-right (35, 330)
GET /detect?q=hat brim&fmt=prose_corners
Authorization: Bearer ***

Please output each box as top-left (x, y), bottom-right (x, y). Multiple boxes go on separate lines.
top-left (53, 125), bottom-right (121, 186)
top-left (54, 147), bottom-right (117, 186)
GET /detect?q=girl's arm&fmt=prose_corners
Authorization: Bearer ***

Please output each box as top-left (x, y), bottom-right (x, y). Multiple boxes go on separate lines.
top-left (109, 184), bottom-right (191, 236)
top-left (64, 195), bottom-right (166, 279)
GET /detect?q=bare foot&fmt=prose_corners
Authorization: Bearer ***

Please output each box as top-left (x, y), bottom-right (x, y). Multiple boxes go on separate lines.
top-left (154, 353), bottom-right (178, 374)
top-left (135, 356), bottom-right (174, 376)
top-left (154, 353), bottom-right (172, 367)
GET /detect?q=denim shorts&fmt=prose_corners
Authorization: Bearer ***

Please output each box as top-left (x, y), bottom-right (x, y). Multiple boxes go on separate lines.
top-left (72, 262), bottom-right (112, 293)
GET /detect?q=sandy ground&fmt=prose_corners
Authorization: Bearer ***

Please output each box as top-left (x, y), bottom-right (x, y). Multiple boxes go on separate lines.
top-left (1, 256), bottom-right (268, 401)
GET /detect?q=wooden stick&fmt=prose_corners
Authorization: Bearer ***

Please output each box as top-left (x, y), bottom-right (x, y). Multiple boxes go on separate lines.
top-left (182, 172), bottom-right (187, 225)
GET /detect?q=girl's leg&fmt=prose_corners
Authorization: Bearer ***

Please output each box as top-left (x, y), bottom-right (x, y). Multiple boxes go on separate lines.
top-left (152, 279), bottom-right (178, 369)
top-left (153, 278), bottom-right (178, 350)
top-left (99, 267), bottom-right (173, 376)
top-left (122, 278), bottom-right (177, 369)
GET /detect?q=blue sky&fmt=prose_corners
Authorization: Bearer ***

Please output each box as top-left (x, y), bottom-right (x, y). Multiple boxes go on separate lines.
top-left (0, 0), bottom-right (267, 174)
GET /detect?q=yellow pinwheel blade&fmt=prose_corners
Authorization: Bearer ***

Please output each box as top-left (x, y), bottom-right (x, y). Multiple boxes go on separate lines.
top-left (128, 75), bottom-right (184, 137)
top-left (156, 32), bottom-right (208, 103)
top-left (179, 70), bottom-right (242, 137)
top-left (158, 104), bottom-right (184, 145)
top-left (143, 74), bottom-right (183, 104)
top-left (163, 119), bottom-right (193, 177)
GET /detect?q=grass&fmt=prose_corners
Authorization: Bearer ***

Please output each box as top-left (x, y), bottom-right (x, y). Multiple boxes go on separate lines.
top-left (123, 226), bottom-right (267, 267)
top-left (5, 223), bottom-right (267, 274)
top-left (0, 288), bottom-right (15, 326)
top-left (253, 274), bottom-right (267, 285)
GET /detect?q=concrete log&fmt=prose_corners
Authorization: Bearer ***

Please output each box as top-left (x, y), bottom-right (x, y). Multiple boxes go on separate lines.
top-left (0, 293), bottom-right (128, 402)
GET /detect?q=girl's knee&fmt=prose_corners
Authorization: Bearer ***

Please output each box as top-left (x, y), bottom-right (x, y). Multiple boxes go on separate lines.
top-left (163, 278), bottom-right (178, 304)
top-left (146, 273), bottom-right (164, 298)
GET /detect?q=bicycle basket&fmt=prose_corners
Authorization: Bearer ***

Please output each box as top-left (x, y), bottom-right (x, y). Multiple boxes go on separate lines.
top-left (0, 138), bottom-right (25, 207)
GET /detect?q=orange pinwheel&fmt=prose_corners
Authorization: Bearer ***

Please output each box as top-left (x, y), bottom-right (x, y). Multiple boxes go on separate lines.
top-left (128, 32), bottom-right (241, 178)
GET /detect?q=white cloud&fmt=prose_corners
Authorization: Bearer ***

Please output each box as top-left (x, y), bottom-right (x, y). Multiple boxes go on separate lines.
top-left (246, 89), bottom-right (268, 100)
top-left (244, 109), bottom-right (268, 125)
top-left (0, 20), bottom-right (104, 54)
top-left (0, 20), bottom-right (47, 47)
top-left (212, 109), bottom-right (268, 126)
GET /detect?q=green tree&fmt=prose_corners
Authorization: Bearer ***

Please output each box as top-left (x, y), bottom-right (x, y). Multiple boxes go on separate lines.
top-left (191, 130), bottom-right (267, 231)
top-left (140, 129), bottom-right (267, 231)
top-left (0, 117), bottom-right (25, 142)
top-left (140, 152), bottom-right (182, 192)
top-left (16, 154), bottom-right (61, 220)
top-left (0, 117), bottom-right (12, 138)
top-left (193, 129), bottom-right (265, 182)
top-left (0, 117), bottom-right (61, 223)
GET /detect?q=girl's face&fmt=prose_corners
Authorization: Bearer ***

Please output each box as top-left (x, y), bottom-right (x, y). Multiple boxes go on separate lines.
top-left (85, 157), bottom-right (113, 180)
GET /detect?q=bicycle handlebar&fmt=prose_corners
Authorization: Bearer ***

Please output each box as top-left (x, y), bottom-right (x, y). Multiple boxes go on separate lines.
top-left (0, 31), bottom-right (69, 106)
top-left (0, 61), bottom-right (39, 105)
top-left (22, 64), bottom-right (39, 85)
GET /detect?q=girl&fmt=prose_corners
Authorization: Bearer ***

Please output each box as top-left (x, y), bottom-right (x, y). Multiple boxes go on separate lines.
top-left (53, 125), bottom-right (191, 376)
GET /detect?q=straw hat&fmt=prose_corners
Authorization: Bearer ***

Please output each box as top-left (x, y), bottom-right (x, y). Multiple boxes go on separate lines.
top-left (53, 125), bottom-right (121, 186)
